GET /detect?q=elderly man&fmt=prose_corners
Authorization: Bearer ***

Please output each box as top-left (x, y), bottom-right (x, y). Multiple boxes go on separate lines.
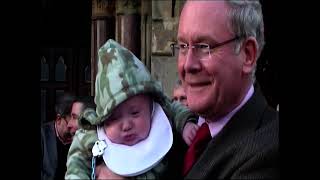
top-left (172, 0), bottom-right (279, 179)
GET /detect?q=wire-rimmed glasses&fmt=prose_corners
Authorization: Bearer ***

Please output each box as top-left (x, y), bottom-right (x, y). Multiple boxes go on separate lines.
top-left (170, 36), bottom-right (241, 61)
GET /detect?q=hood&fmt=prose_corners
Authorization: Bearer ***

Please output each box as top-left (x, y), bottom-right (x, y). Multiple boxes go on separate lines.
top-left (80, 39), bottom-right (164, 128)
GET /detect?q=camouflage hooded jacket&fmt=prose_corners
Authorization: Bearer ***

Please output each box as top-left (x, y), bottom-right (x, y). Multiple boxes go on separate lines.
top-left (65, 39), bottom-right (198, 179)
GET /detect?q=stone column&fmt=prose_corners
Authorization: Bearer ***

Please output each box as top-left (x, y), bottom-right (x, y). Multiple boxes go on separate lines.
top-left (115, 0), bottom-right (141, 59)
top-left (91, 0), bottom-right (115, 95)
top-left (151, 0), bottom-right (185, 96)
top-left (141, 0), bottom-right (151, 70)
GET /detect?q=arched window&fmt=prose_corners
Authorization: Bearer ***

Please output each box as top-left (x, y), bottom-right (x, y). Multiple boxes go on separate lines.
top-left (55, 56), bottom-right (66, 81)
top-left (84, 65), bottom-right (91, 82)
top-left (40, 56), bottom-right (49, 81)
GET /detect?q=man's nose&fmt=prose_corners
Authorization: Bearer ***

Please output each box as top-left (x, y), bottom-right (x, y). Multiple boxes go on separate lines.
top-left (67, 119), bottom-right (73, 128)
top-left (184, 48), bottom-right (201, 73)
top-left (67, 123), bottom-right (71, 129)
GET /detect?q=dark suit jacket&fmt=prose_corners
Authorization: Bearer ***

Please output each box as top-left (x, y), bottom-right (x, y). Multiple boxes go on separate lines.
top-left (41, 121), bottom-right (58, 180)
top-left (185, 86), bottom-right (279, 179)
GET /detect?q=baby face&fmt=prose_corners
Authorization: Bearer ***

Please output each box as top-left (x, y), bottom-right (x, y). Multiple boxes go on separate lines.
top-left (103, 94), bottom-right (152, 146)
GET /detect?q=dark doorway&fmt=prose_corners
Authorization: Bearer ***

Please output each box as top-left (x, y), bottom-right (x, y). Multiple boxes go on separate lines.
top-left (40, 0), bottom-right (91, 124)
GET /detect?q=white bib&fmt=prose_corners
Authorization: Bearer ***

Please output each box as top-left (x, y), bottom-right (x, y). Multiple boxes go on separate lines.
top-left (96, 102), bottom-right (173, 176)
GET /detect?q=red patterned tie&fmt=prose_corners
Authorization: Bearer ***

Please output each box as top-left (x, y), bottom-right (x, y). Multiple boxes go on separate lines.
top-left (183, 122), bottom-right (211, 176)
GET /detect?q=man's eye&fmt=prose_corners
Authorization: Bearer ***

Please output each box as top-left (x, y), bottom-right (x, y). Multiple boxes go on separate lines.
top-left (196, 44), bottom-right (209, 49)
top-left (179, 44), bottom-right (188, 49)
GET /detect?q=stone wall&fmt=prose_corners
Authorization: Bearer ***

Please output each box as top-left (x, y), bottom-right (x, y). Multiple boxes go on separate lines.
top-left (150, 0), bottom-right (185, 97)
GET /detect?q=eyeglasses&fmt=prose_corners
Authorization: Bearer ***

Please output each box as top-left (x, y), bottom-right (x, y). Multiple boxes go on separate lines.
top-left (170, 36), bottom-right (241, 61)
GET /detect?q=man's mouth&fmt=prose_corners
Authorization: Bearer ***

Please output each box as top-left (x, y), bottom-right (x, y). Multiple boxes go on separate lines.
top-left (188, 81), bottom-right (211, 87)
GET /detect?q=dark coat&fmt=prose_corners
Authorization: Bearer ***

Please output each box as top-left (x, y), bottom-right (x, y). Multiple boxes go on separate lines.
top-left (185, 87), bottom-right (279, 179)
top-left (41, 121), bottom-right (58, 180)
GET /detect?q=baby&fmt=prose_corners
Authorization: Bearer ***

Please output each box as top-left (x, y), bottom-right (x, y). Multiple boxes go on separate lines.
top-left (65, 39), bottom-right (199, 179)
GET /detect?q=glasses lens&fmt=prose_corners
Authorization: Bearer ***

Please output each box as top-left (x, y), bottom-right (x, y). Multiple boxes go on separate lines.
top-left (171, 43), bottom-right (211, 60)
top-left (195, 44), bottom-right (210, 61)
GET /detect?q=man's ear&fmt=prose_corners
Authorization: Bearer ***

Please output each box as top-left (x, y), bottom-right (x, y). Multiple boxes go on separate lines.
top-left (242, 37), bottom-right (258, 74)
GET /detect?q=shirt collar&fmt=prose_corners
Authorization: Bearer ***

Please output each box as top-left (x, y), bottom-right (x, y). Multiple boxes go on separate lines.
top-left (198, 84), bottom-right (254, 138)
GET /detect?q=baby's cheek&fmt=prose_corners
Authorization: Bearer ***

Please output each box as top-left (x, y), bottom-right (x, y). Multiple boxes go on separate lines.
top-left (106, 128), bottom-right (119, 143)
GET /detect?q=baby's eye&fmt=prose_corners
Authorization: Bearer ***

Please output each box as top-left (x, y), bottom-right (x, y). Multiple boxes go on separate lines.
top-left (105, 116), bottom-right (118, 124)
top-left (131, 111), bottom-right (139, 116)
top-left (131, 111), bottom-right (139, 115)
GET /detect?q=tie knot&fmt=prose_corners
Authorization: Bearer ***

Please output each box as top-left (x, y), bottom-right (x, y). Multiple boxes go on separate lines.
top-left (192, 123), bottom-right (211, 144)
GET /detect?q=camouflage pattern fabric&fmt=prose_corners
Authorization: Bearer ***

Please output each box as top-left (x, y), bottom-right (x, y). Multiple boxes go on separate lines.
top-left (65, 39), bottom-right (198, 179)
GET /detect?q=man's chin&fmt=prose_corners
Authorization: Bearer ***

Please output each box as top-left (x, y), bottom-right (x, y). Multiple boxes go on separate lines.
top-left (188, 99), bottom-right (214, 117)
top-left (189, 102), bottom-right (207, 115)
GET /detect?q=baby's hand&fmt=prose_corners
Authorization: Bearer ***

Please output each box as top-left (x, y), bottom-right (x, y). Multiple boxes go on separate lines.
top-left (182, 122), bottom-right (199, 146)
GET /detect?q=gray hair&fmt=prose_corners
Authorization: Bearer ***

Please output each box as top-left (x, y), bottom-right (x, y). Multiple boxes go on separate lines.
top-left (226, 0), bottom-right (265, 82)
